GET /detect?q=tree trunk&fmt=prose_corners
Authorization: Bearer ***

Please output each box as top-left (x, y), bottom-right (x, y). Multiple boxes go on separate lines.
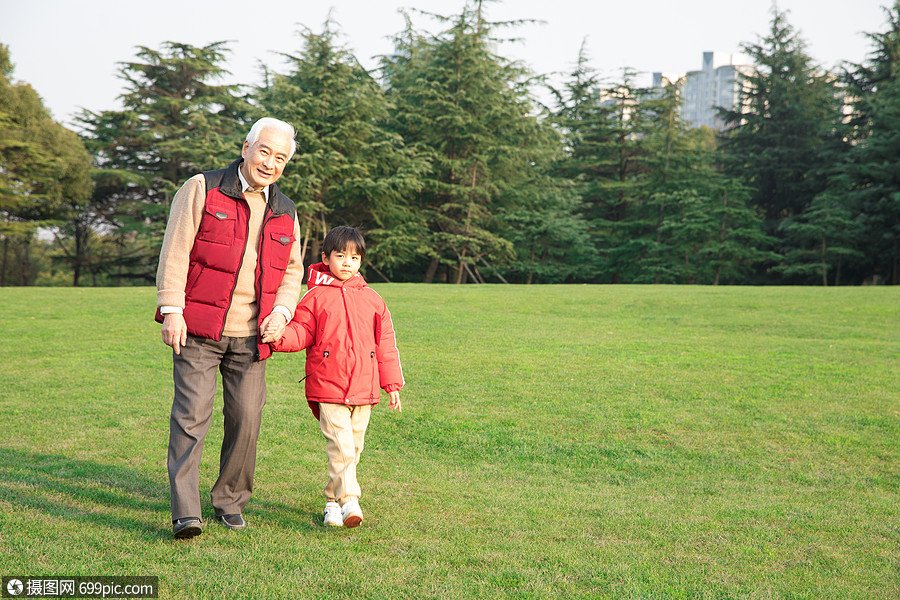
top-left (835, 255), bottom-right (842, 287)
top-left (21, 239), bottom-right (32, 285)
top-left (480, 257), bottom-right (508, 284)
top-left (72, 233), bottom-right (81, 286)
top-left (468, 263), bottom-right (484, 284)
top-left (893, 240), bottom-right (899, 285)
top-left (423, 256), bottom-right (440, 283)
top-left (1, 236), bottom-right (8, 286)
top-left (454, 263), bottom-right (466, 284)
top-left (74, 225), bottom-right (87, 287)
top-left (300, 220), bottom-right (311, 272)
top-left (368, 264), bottom-right (392, 283)
top-left (116, 239), bottom-right (125, 287)
top-left (713, 192), bottom-right (728, 286)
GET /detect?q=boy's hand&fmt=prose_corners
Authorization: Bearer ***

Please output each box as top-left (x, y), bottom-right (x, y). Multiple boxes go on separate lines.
top-left (260, 311), bottom-right (287, 344)
top-left (388, 390), bottom-right (402, 412)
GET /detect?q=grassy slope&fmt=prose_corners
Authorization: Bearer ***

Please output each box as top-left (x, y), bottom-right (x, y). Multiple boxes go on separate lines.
top-left (0, 285), bottom-right (897, 599)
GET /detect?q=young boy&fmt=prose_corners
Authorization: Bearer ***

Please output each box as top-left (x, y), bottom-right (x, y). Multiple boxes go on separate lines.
top-left (266, 226), bottom-right (403, 528)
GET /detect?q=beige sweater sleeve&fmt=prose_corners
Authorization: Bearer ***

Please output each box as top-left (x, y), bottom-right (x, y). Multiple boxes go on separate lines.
top-left (272, 216), bottom-right (304, 312)
top-left (156, 174), bottom-right (206, 310)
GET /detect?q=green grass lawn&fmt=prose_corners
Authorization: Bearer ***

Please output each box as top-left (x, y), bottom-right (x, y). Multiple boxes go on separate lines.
top-left (0, 284), bottom-right (897, 599)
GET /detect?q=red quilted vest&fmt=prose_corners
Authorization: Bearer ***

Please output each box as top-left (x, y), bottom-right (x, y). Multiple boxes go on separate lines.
top-left (156, 160), bottom-right (297, 360)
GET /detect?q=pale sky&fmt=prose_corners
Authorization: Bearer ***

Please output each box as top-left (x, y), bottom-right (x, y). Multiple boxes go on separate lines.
top-left (1, 0), bottom-right (890, 126)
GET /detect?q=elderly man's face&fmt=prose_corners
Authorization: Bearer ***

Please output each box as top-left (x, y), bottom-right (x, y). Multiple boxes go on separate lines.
top-left (241, 128), bottom-right (292, 189)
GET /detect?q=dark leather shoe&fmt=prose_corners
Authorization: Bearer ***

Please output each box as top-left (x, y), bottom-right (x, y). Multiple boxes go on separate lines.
top-left (173, 517), bottom-right (202, 539)
top-left (217, 513), bottom-right (247, 530)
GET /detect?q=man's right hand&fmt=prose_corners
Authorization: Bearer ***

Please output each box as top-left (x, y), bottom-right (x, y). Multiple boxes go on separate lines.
top-left (161, 313), bottom-right (188, 355)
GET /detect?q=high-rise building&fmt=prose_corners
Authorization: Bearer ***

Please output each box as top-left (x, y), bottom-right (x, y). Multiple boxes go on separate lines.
top-left (653, 52), bottom-right (755, 130)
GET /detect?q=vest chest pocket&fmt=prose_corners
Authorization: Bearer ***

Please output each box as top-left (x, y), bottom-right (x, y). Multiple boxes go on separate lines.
top-left (197, 202), bottom-right (237, 245)
top-left (266, 230), bottom-right (296, 268)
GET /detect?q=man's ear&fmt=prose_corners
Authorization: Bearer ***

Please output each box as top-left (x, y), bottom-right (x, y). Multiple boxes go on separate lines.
top-left (241, 140), bottom-right (250, 159)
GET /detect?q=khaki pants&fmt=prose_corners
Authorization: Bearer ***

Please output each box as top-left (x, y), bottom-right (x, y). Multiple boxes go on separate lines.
top-left (167, 335), bottom-right (266, 521)
top-left (317, 403), bottom-right (372, 503)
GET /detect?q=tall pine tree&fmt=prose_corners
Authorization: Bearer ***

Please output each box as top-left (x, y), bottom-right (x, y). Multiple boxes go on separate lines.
top-left (257, 19), bottom-right (426, 277)
top-left (840, 1), bottom-right (900, 284)
top-left (551, 54), bottom-right (655, 282)
top-left (383, 0), bottom-right (561, 283)
top-left (720, 7), bottom-right (845, 283)
top-left (77, 41), bottom-right (251, 283)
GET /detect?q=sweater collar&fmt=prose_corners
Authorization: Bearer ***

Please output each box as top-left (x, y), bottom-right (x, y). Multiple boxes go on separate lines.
top-left (237, 165), bottom-right (268, 201)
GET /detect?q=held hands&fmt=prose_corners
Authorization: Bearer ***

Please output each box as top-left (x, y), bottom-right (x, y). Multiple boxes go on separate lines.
top-left (388, 390), bottom-right (402, 412)
top-left (161, 313), bottom-right (188, 355)
top-left (260, 311), bottom-right (288, 344)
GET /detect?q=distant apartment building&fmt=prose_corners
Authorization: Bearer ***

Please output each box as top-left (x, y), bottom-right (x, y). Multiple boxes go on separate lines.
top-left (653, 52), bottom-right (755, 130)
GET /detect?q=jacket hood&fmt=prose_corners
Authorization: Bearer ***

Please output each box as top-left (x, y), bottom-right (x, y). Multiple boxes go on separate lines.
top-left (306, 262), bottom-right (367, 291)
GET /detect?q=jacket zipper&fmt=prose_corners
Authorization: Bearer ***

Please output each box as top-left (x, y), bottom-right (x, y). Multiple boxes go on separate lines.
top-left (299, 350), bottom-right (329, 383)
top-left (370, 351), bottom-right (377, 401)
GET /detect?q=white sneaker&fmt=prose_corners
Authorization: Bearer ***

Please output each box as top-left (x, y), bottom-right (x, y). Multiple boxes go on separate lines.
top-left (323, 502), bottom-right (343, 527)
top-left (341, 498), bottom-right (363, 528)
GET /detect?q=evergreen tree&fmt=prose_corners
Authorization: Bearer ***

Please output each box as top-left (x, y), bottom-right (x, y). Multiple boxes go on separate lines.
top-left (840, 1), bottom-right (900, 284)
top-left (551, 55), bottom-right (654, 282)
top-left (257, 19), bottom-right (426, 277)
top-left (383, 0), bottom-right (561, 283)
top-left (549, 46), bottom-right (617, 282)
top-left (77, 41), bottom-right (251, 283)
top-left (720, 7), bottom-right (846, 282)
top-left (661, 177), bottom-right (780, 285)
top-left (636, 76), bottom-right (701, 283)
top-left (498, 185), bottom-right (593, 283)
top-left (843, 0), bottom-right (900, 140)
top-left (775, 188), bottom-right (864, 285)
top-left (0, 44), bottom-right (92, 285)
top-left (642, 101), bottom-right (778, 286)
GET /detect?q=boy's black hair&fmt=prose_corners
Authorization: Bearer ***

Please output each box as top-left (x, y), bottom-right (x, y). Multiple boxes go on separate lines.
top-left (322, 226), bottom-right (366, 262)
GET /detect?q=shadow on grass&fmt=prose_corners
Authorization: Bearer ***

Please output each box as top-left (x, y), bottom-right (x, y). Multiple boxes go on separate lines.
top-left (0, 447), bottom-right (353, 539)
top-left (0, 447), bottom-right (171, 541)
top-left (251, 499), bottom-right (331, 533)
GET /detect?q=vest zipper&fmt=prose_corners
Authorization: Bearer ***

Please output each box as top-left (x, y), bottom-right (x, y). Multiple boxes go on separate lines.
top-left (256, 199), bottom-right (292, 360)
top-left (222, 199), bottom-right (251, 342)
top-left (255, 207), bottom-right (271, 336)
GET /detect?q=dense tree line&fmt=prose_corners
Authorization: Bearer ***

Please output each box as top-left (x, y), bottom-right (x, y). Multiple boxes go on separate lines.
top-left (2, 1), bottom-right (899, 285)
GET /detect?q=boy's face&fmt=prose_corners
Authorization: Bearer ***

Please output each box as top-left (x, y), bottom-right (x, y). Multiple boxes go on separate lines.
top-left (322, 246), bottom-right (362, 281)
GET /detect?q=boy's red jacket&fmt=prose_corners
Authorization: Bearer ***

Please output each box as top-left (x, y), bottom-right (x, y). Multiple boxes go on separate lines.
top-left (272, 262), bottom-right (404, 419)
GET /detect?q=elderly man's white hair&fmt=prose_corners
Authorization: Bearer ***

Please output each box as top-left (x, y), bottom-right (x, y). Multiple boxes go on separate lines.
top-left (246, 117), bottom-right (297, 159)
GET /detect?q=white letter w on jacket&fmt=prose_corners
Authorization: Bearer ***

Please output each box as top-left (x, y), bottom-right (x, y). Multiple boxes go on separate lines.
top-left (314, 272), bottom-right (335, 286)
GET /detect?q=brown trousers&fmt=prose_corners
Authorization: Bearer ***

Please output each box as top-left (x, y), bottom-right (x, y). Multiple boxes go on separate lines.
top-left (167, 335), bottom-right (266, 521)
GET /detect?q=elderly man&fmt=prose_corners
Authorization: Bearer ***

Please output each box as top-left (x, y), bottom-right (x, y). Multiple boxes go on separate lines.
top-left (156, 117), bottom-right (303, 539)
